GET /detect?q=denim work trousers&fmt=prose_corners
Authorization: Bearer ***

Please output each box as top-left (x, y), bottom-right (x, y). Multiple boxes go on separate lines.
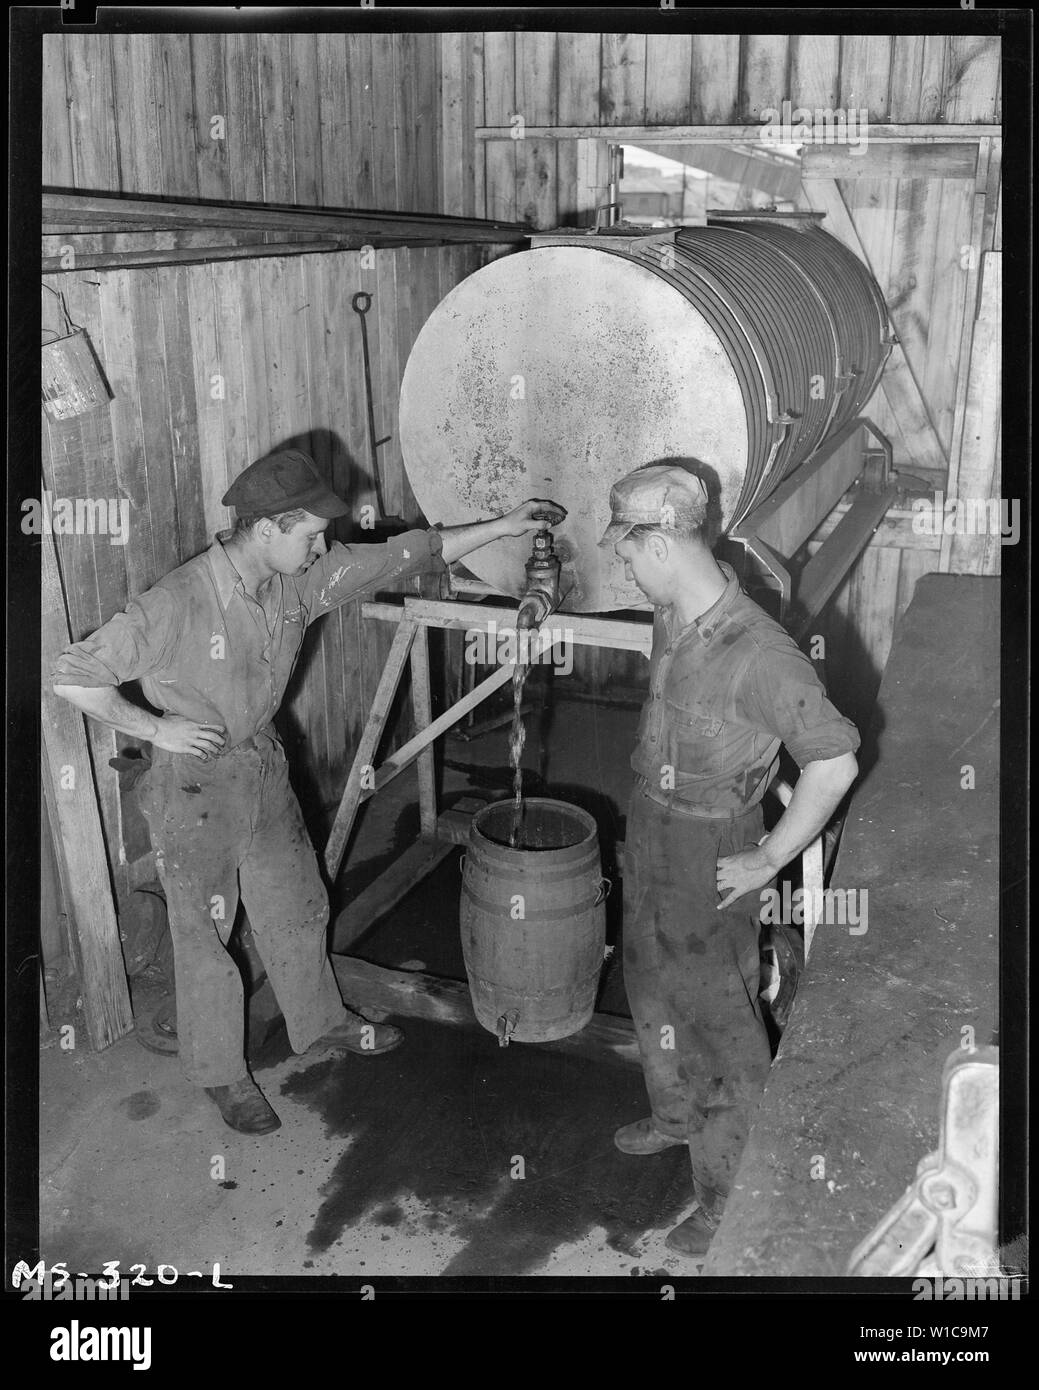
top-left (139, 730), bottom-right (350, 1086)
top-left (623, 785), bottom-right (773, 1218)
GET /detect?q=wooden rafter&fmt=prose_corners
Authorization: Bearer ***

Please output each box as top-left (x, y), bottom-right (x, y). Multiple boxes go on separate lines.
top-left (476, 123), bottom-right (1003, 142)
top-left (42, 189), bottom-right (529, 270)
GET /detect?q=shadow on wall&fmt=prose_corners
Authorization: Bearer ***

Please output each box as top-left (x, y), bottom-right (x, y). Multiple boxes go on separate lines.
top-left (269, 426), bottom-right (387, 847)
top-left (810, 576), bottom-right (886, 786)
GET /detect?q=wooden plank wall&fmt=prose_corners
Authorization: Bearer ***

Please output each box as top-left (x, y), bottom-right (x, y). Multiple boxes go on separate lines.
top-left (44, 31), bottom-right (445, 213)
top-left (469, 30), bottom-right (1002, 718)
top-left (40, 33), bottom-right (502, 907)
top-left (40, 242), bottom-right (491, 900)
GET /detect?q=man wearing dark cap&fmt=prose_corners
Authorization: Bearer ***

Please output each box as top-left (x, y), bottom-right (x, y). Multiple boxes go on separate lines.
top-left (53, 448), bottom-right (562, 1135)
top-left (600, 463), bottom-right (860, 1257)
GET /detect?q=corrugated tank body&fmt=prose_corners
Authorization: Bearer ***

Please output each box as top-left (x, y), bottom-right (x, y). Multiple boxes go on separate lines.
top-left (399, 217), bottom-right (891, 613)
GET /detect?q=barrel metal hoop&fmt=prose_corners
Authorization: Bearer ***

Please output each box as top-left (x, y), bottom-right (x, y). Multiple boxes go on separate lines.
top-left (461, 886), bottom-right (605, 922)
top-left (465, 852), bottom-right (598, 882)
top-left (467, 971), bottom-right (604, 1000)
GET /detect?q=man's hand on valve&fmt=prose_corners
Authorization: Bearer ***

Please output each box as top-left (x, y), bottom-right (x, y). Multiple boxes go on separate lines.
top-left (498, 498), bottom-right (567, 537)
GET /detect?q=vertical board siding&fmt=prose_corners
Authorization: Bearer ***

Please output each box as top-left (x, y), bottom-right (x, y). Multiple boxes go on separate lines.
top-left (888, 35), bottom-right (946, 122)
top-left (46, 31), bottom-right (442, 214)
top-left (789, 35), bottom-right (841, 111)
top-left (257, 32), bottom-right (293, 205)
top-left (943, 37), bottom-right (1001, 122)
top-left (600, 33), bottom-right (647, 125)
top-left (41, 244), bottom-right (483, 845)
top-left (689, 36), bottom-right (741, 124)
top-left (345, 32), bottom-right (376, 208)
top-left (838, 35), bottom-right (892, 120)
top-left (441, 32), bottom-right (476, 217)
top-left (224, 33), bottom-right (265, 203)
top-left (394, 33), bottom-right (420, 215)
top-left (190, 33), bottom-right (231, 199)
top-left (369, 34), bottom-right (398, 209)
top-left (290, 32), bottom-right (323, 207)
top-left (42, 35), bottom-right (75, 186)
top-left (156, 35), bottom-right (200, 199)
top-left (739, 35), bottom-right (790, 121)
top-left (317, 33), bottom-right (352, 207)
top-left (644, 33), bottom-right (693, 125)
top-left (557, 33), bottom-right (601, 125)
top-left (64, 35), bottom-right (120, 190)
top-left (110, 36), bottom-right (161, 197)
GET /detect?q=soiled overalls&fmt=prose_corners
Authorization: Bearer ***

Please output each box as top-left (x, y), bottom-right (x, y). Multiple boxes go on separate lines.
top-left (625, 564), bottom-right (860, 1217)
top-left (52, 526), bottom-right (446, 1087)
top-left (138, 725), bottom-right (344, 1085)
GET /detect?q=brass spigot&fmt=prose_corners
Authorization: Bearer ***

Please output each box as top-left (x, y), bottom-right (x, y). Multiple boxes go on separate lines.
top-left (517, 508), bottom-right (565, 630)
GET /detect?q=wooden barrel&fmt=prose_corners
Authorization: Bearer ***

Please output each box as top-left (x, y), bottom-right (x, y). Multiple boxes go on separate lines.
top-left (460, 798), bottom-right (608, 1044)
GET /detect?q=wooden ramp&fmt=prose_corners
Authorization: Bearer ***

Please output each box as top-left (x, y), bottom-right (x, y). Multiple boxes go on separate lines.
top-left (705, 575), bottom-right (1000, 1276)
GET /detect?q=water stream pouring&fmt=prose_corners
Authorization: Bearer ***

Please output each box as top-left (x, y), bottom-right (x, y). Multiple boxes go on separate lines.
top-left (509, 507), bottom-right (567, 847)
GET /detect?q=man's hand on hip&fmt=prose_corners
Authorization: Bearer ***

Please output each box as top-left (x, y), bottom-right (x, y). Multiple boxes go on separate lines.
top-left (153, 715), bottom-right (226, 760)
top-left (715, 845), bottom-right (776, 910)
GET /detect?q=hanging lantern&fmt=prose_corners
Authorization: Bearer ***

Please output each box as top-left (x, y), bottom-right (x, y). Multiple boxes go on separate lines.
top-left (41, 287), bottom-right (112, 421)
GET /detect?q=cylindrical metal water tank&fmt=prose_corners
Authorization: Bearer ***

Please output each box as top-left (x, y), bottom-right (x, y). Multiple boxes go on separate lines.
top-left (399, 217), bottom-right (891, 613)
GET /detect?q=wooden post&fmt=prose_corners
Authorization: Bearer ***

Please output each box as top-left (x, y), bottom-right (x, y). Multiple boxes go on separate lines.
top-left (941, 250), bottom-right (1002, 575)
top-left (41, 530), bottom-right (134, 1050)
top-left (409, 626), bottom-right (437, 838)
top-left (575, 138), bottom-right (611, 226)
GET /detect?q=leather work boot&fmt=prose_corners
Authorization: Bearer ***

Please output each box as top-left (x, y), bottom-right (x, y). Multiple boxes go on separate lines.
top-left (665, 1206), bottom-right (720, 1258)
top-left (614, 1117), bottom-right (687, 1155)
top-left (311, 1014), bottom-right (404, 1057)
top-left (204, 1076), bottom-right (282, 1135)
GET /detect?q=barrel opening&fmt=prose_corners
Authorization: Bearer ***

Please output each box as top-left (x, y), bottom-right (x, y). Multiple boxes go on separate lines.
top-left (475, 799), bottom-right (592, 852)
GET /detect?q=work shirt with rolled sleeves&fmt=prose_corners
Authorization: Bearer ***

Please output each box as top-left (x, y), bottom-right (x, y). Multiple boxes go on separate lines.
top-left (50, 528), bottom-right (446, 749)
top-left (630, 561), bottom-right (860, 815)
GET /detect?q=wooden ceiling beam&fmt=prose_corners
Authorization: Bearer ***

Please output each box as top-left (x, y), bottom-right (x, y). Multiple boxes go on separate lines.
top-left (42, 189), bottom-right (528, 244)
top-left (41, 238), bottom-right (448, 272)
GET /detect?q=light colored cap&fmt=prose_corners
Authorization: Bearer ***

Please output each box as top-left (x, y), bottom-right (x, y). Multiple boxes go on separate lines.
top-left (597, 464), bottom-right (709, 547)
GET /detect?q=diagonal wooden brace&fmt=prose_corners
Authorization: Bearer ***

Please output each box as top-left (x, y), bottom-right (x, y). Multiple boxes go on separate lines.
top-left (323, 614), bottom-right (418, 880)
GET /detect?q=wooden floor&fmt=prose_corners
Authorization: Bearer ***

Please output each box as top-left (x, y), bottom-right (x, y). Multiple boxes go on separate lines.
top-left (705, 574), bottom-right (1000, 1276)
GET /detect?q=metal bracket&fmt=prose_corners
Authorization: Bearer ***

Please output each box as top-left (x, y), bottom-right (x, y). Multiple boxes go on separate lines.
top-left (847, 1047), bottom-right (999, 1277)
top-left (496, 1010), bottom-right (519, 1047)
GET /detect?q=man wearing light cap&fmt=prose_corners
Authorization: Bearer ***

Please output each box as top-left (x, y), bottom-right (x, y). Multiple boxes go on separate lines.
top-left (600, 462), bottom-right (860, 1256)
top-left (53, 448), bottom-right (561, 1135)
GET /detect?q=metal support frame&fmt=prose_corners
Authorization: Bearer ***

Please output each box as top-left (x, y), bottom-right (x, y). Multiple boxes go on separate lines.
top-left (729, 416), bottom-right (899, 635)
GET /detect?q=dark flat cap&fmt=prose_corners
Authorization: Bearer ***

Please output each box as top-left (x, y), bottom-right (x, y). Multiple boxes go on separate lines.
top-left (222, 449), bottom-right (350, 519)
